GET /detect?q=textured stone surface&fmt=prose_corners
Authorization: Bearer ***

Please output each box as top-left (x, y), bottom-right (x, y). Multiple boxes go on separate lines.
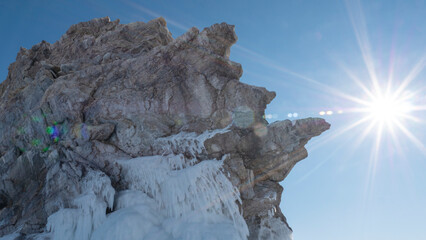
top-left (0, 17), bottom-right (330, 239)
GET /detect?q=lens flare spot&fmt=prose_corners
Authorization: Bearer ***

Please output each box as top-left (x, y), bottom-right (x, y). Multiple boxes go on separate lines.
top-left (42, 146), bottom-right (50, 153)
top-left (46, 126), bottom-right (54, 135)
top-left (264, 114), bottom-right (278, 120)
top-left (253, 123), bottom-right (268, 137)
top-left (47, 125), bottom-right (60, 142)
top-left (17, 127), bottom-right (25, 135)
top-left (232, 106), bottom-right (254, 128)
top-left (31, 139), bottom-right (41, 147)
top-left (32, 116), bottom-right (41, 123)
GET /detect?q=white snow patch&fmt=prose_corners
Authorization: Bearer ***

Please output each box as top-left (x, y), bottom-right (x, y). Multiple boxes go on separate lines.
top-left (264, 114), bottom-right (278, 120)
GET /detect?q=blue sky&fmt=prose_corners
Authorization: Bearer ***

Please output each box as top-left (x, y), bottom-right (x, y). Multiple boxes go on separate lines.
top-left (1, 0), bottom-right (425, 239)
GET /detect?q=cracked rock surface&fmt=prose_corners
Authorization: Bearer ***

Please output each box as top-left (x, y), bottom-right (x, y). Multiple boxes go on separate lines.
top-left (0, 17), bottom-right (330, 239)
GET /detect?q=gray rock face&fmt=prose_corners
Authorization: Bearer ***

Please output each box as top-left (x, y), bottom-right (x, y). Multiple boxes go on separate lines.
top-left (0, 17), bottom-right (330, 239)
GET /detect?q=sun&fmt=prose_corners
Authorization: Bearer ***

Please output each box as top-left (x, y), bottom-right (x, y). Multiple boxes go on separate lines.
top-left (365, 91), bottom-right (413, 126)
top-left (312, 79), bottom-right (424, 157)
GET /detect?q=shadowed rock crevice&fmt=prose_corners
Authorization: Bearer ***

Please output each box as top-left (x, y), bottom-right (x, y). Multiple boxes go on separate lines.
top-left (0, 17), bottom-right (330, 239)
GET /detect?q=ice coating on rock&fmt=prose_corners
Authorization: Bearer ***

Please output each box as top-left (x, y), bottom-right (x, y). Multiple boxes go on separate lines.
top-left (153, 125), bottom-right (231, 157)
top-left (46, 170), bottom-right (115, 240)
top-left (105, 155), bottom-right (249, 240)
top-left (114, 127), bottom-right (248, 239)
top-left (42, 127), bottom-right (249, 240)
top-left (92, 190), bottom-right (245, 240)
top-left (0, 16), bottom-right (330, 239)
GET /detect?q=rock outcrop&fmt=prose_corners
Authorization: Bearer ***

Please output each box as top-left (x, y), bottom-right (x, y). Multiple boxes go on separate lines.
top-left (0, 17), bottom-right (330, 239)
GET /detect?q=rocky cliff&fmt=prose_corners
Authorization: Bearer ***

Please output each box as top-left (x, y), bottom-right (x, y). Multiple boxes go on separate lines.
top-left (0, 17), bottom-right (330, 240)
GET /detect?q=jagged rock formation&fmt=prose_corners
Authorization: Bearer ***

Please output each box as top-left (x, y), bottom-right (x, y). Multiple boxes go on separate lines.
top-left (0, 17), bottom-right (330, 239)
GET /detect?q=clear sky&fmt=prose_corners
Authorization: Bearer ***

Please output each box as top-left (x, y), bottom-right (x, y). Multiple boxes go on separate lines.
top-left (1, 0), bottom-right (425, 239)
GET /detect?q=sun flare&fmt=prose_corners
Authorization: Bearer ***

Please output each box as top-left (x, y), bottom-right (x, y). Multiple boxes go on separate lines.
top-left (366, 92), bottom-right (413, 125)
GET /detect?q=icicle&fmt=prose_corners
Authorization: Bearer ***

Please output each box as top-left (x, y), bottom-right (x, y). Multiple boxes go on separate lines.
top-left (108, 155), bottom-right (248, 240)
top-left (154, 125), bottom-right (231, 157)
top-left (47, 125), bottom-right (249, 240)
top-left (46, 170), bottom-right (115, 240)
top-left (107, 125), bottom-right (249, 240)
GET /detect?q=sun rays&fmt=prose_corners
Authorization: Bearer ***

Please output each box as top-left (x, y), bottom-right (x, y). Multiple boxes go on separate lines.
top-left (294, 1), bottom-right (426, 160)
top-left (340, 0), bottom-right (426, 158)
top-left (235, 1), bottom-right (426, 194)
top-left (123, 0), bottom-right (426, 186)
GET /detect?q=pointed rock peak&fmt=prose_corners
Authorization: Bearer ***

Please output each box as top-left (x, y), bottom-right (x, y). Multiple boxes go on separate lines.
top-left (148, 17), bottom-right (168, 27)
top-left (197, 22), bottom-right (238, 58)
